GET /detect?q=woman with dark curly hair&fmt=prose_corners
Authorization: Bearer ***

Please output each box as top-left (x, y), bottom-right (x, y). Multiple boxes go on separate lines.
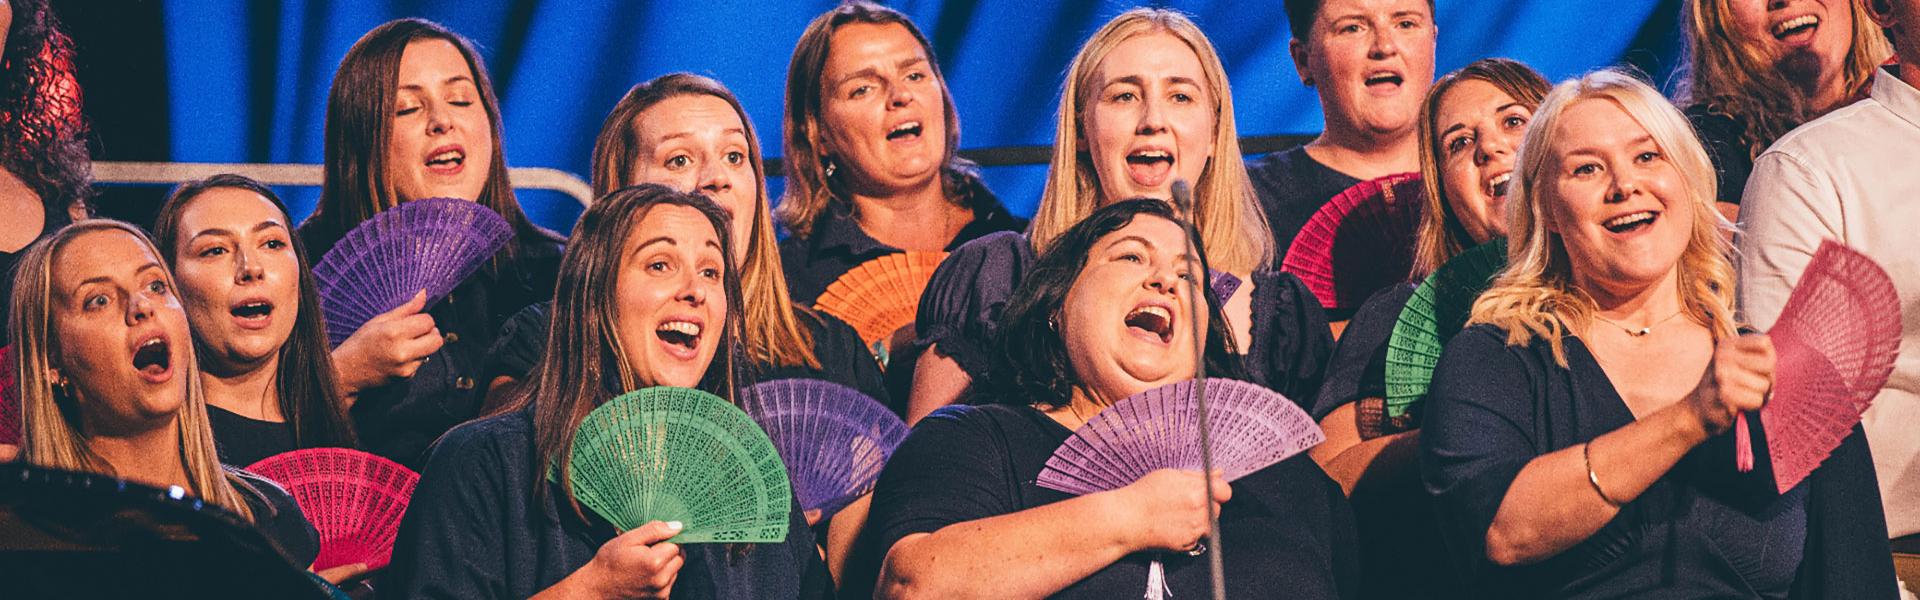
top-left (0, 0), bottom-right (92, 346)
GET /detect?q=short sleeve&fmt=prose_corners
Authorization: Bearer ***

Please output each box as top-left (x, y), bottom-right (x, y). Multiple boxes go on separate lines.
top-left (1737, 150), bottom-right (1843, 330)
top-left (1310, 283), bottom-right (1413, 420)
top-left (866, 404), bottom-right (1021, 555)
top-left (1685, 106), bottom-right (1754, 206)
top-left (1246, 270), bottom-right (1335, 405)
top-left (1419, 326), bottom-right (1542, 570)
top-left (383, 420), bottom-right (516, 599)
top-left (481, 301), bottom-right (551, 385)
top-left (911, 232), bottom-right (1035, 375)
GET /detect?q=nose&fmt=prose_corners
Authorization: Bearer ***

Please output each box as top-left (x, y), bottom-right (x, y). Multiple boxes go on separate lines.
top-left (1368, 23), bottom-right (1401, 60)
top-left (1607, 173), bottom-right (1638, 204)
top-left (888, 79), bottom-right (916, 108)
top-left (676, 271), bottom-right (710, 307)
top-left (126, 291), bottom-right (154, 325)
top-left (698, 160), bottom-right (733, 198)
top-left (425, 103), bottom-right (453, 135)
top-left (1136, 95), bottom-right (1169, 135)
top-left (1474, 128), bottom-right (1513, 166)
top-left (234, 249), bottom-right (264, 284)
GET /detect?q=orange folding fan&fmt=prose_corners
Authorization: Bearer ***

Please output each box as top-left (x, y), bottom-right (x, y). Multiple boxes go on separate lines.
top-left (813, 251), bottom-right (948, 360)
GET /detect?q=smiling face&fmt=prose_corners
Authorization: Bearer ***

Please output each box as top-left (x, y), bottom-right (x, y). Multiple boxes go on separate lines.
top-left (386, 38), bottom-right (495, 203)
top-left (628, 95), bottom-right (757, 266)
top-left (1541, 98), bottom-right (1696, 297)
top-left (1295, 0), bottom-right (1437, 139)
top-left (614, 204), bottom-right (729, 388)
top-left (1058, 215), bottom-right (1204, 403)
top-left (818, 22), bottom-right (949, 196)
top-left (1724, 0), bottom-right (1852, 84)
top-left (1434, 79), bottom-right (1533, 244)
top-left (50, 229), bottom-right (193, 435)
top-left (1081, 31), bottom-right (1218, 204)
top-left (168, 187), bottom-right (302, 374)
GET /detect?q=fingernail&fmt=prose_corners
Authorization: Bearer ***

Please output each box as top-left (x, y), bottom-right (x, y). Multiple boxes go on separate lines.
top-left (665, 521), bottom-right (683, 530)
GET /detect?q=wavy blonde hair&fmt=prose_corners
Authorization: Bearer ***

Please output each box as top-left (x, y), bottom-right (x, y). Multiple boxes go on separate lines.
top-left (1412, 58), bottom-right (1550, 278)
top-left (12, 220), bottom-right (253, 520)
top-left (1470, 70), bottom-right (1738, 365)
top-left (1027, 8), bottom-right (1273, 274)
top-left (1678, 0), bottom-right (1890, 158)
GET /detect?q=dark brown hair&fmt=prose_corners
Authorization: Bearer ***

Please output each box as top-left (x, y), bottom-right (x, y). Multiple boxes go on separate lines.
top-left (1412, 58), bottom-right (1551, 277)
top-left (153, 174), bottom-right (358, 452)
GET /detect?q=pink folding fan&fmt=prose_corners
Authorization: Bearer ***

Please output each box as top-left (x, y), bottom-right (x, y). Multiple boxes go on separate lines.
top-left (247, 448), bottom-right (421, 571)
top-left (1280, 173), bottom-right (1425, 315)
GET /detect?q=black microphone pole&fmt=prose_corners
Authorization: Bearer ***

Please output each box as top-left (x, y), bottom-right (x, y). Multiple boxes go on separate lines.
top-left (1169, 180), bottom-right (1226, 600)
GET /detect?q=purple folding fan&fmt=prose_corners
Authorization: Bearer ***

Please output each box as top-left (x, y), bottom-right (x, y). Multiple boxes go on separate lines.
top-left (311, 198), bottom-right (512, 347)
top-left (740, 378), bottom-right (909, 517)
top-left (1208, 270), bottom-right (1242, 302)
top-left (1036, 378), bottom-right (1323, 496)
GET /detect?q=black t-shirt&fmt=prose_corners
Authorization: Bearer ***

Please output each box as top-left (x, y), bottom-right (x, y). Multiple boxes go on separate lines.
top-left (0, 200), bottom-right (70, 347)
top-left (776, 177), bottom-right (1026, 307)
top-left (208, 405), bottom-right (298, 468)
top-left (1422, 325), bottom-right (1896, 599)
top-left (383, 406), bottom-right (830, 599)
top-left (1685, 105), bottom-right (1754, 206)
top-left (1248, 146), bottom-right (1363, 264)
top-left (861, 402), bottom-right (1358, 599)
top-left (1311, 283), bottom-right (1415, 422)
top-left (298, 221), bottom-right (564, 468)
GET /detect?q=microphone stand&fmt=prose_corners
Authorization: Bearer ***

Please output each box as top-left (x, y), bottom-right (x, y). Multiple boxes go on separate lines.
top-left (1170, 180), bottom-right (1226, 600)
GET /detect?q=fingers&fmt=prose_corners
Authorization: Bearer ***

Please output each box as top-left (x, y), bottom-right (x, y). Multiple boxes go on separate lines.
top-left (1715, 334), bottom-right (1776, 412)
top-left (623, 520), bottom-right (686, 547)
top-left (803, 509), bottom-right (823, 526)
top-left (1208, 473), bottom-right (1233, 504)
top-left (371, 290), bottom-right (429, 321)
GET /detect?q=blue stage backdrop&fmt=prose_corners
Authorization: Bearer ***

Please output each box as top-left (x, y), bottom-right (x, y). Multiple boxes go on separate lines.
top-left (161, 1), bottom-right (1681, 234)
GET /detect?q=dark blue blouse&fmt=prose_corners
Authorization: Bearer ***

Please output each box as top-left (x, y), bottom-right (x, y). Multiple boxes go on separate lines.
top-left (776, 177), bottom-right (1025, 307)
top-left (1422, 325), bottom-right (1895, 599)
top-left (1248, 146), bottom-right (1363, 265)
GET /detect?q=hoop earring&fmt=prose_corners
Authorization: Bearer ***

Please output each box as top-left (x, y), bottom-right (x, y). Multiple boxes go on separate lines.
top-left (824, 160), bottom-right (838, 178)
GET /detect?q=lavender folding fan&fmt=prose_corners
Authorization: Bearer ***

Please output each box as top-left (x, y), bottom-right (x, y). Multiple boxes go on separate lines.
top-left (311, 198), bottom-right (512, 346)
top-left (1208, 270), bottom-right (1242, 302)
top-left (1035, 378), bottom-right (1324, 496)
top-left (739, 379), bottom-right (909, 518)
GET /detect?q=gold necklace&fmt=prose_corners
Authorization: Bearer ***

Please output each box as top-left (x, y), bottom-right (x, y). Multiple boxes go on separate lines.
top-left (1592, 310), bottom-right (1686, 338)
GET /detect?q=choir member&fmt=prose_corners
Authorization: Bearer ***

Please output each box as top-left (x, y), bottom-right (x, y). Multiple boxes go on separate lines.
top-left (386, 184), bottom-right (828, 599)
top-left (865, 198), bottom-right (1356, 599)
top-left (299, 18), bottom-right (565, 467)
top-left (1422, 69), bottom-right (1894, 598)
top-left (775, 1), bottom-right (1024, 306)
top-left (152, 175), bottom-right (358, 467)
top-left (0, 0), bottom-right (91, 346)
top-left (903, 8), bottom-right (1331, 424)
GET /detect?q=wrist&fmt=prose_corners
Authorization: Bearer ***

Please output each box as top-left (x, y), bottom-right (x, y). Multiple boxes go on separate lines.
top-left (1086, 488), bottom-right (1146, 553)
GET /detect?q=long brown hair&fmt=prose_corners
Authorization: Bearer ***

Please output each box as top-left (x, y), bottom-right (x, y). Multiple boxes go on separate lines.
top-left (12, 220), bottom-right (253, 520)
top-left (152, 174), bottom-right (358, 452)
top-left (1678, 0), bottom-right (1890, 158)
top-left (591, 73), bottom-right (820, 371)
top-left (1411, 58), bottom-right (1551, 278)
top-left (519, 184), bottom-right (747, 516)
top-left (776, 1), bottom-right (983, 240)
top-left (307, 18), bottom-right (560, 262)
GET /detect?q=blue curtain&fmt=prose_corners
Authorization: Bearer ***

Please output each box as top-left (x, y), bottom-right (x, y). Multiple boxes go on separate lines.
top-left (163, 0), bottom-right (1680, 233)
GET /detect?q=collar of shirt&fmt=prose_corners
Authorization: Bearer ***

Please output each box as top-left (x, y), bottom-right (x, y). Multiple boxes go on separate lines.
top-left (804, 178), bottom-right (1017, 255)
top-left (1872, 64), bottom-right (1920, 132)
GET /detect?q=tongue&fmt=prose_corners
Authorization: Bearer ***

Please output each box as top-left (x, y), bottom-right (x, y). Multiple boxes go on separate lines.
top-left (1127, 159), bottom-right (1171, 187)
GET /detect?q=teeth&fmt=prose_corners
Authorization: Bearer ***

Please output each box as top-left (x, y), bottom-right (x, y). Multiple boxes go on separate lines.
top-left (1489, 173), bottom-right (1511, 186)
top-left (890, 121), bottom-right (920, 134)
top-left (1774, 15), bottom-right (1818, 36)
top-left (1128, 305), bottom-right (1170, 321)
top-left (1604, 211), bottom-right (1655, 229)
top-left (657, 321), bottom-right (702, 336)
top-left (1131, 150), bottom-right (1171, 159)
top-left (429, 150), bottom-right (462, 163)
top-left (140, 337), bottom-right (164, 350)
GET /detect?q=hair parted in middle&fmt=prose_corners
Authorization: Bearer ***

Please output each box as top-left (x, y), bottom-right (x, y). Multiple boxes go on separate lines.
top-left (1412, 58), bottom-right (1552, 278)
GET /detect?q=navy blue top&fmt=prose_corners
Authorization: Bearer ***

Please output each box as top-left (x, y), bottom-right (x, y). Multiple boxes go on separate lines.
top-left (1422, 325), bottom-right (1895, 599)
top-left (1248, 146), bottom-right (1363, 264)
top-left (383, 406), bottom-right (830, 599)
top-left (208, 405), bottom-right (299, 468)
top-left (298, 223), bottom-right (564, 468)
top-left (1311, 283), bottom-right (1415, 425)
top-left (776, 177), bottom-right (1025, 307)
top-left (902, 232), bottom-right (1333, 411)
top-left (1685, 104), bottom-right (1754, 206)
top-left (861, 402), bottom-right (1358, 600)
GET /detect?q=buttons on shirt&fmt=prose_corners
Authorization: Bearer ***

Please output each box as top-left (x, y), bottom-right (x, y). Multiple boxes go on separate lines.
top-left (444, 332), bottom-right (460, 344)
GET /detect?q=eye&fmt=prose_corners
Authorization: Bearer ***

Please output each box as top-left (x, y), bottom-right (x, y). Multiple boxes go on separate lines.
top-left (1110, 91), bottom-right (1138, 103)
top-left (263, 238), bottom-right (288, 250)
top-left (1398, 19), bottom-right (1420, 29)
top-left (396, 106), bottom-right (420, 116)
top-left (146, 279), bottom-right (169, 295)
top-left (448, 99), bottom-right (475, 107)
top-left (1445, 134), bottom-right (1472, 154)
top-left (1117, 252), bottom-right (1144, 263)
top-left (1636, 150), bottom-right (1661, 163)
top-left (197, 245), bottom-right (228, 258)
top-left (699, 267), bottom-right (722, 280)
top-left (905, 71), bottom-right (928, 83)
top-left (1571, 163), bottom-right (1600, 177)
top-left (84, 293), bottom-right (109, 310)
top-left (1176, 270), bottom-right (1199, 283)
top-left (849, 85), bottom-right (872, 99)
top-left (1171, 92), bottom-right (1195, 104)
top-left (724, 151), bottom-right (746, 165)
top-left (1503, 115), bottom-right (1528, 129)
top-left (1338, 23), bottom-right (1364, 34)
top-left (665, 155), bottom-right (691, 170)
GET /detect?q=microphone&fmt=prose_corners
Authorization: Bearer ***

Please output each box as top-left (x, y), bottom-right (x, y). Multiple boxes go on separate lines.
top-left (1170, 180), bottom-right (1226, 600)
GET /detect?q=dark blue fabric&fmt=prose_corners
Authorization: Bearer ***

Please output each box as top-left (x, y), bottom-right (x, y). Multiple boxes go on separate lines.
top-left (776, 180), bottom-right (1024, 307)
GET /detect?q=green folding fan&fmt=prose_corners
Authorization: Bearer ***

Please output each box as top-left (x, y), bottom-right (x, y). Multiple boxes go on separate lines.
top-left (1384, 239), bottom-right (1509, 420)
top-left (566, 387), bottom-right (791, 543)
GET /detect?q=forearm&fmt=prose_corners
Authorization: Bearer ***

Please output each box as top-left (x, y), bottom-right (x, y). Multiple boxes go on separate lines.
top-left (905, 347), bottom-right (971, 426)
top-left (1323, 430), bottom-right (1420, 496)
top-left (878, 492), bottom-right (1136, 599)
top-left (1486, 402), bottom-right (1707, 565)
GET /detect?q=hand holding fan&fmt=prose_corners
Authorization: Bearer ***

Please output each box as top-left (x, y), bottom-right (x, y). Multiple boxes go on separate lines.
top-left (813, 251), bottom-right (948, 363)
top-left (1383, 239), bottom-right (1509, 421)
top-left (1733, 241), bottom-right (1902, 493)
top-left (739, 379), bottom-right (908, 518)
top-left (567, 387), bottom-right (791, 543)
top-left (1281, 173), bottom-right (1425, 316)
top-left (311, 197), bottom-right (513, 347)
top-left (245, 448), bottom-right (420, 571)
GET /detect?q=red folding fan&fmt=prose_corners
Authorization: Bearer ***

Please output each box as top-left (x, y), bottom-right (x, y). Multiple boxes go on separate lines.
top-left (247, 448), bottom-right (421, 571)
top-left (1280, 173), bottom-right (1425, 315)
top-left (1734, 241), bottom-right (1901, 493)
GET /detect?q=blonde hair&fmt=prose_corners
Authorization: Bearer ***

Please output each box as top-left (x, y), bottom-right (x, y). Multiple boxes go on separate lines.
top-left (11, 220), bottom-right (254, 521)
top-left (1412, 58), bottom-right (1551, 278)
top-left (1469, 70), bottom-right (1738, 365)
top-left (1027, 8), bottom-right (1273, 274)
top-left (1678, 0), bottom-right (1891, 157)
top-left (591, 73), bottom-right (820, 371)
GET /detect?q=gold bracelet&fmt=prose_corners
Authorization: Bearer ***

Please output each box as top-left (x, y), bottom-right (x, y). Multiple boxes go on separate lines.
top-left (1584, 442), bottom-right (1624, 508)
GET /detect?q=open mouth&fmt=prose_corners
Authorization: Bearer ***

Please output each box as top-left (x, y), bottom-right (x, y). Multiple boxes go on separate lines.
top-left (655, 319), bottom-right (704, 354)
top-left (1364, 71), bottom-right (1404, 91)
top-left (231, 301), bottom-right (273, 320)
top-left (1123, 304), bottom-right (1174, 344)
top-left (1602, 210), bottom-right (1658, 234)
top-left (1125, 148), bottom-right (1174, 187)
top-left (132, 335), bottom-right (172, 380)
top-left (426, 146), bottom-right (465, 171)
top-left (1485, 172), bottom-right (1512, 198)
top-left (886, 121), bottom-right (923, 142)
top-left (1772, 14), bottom-right (1818, 42)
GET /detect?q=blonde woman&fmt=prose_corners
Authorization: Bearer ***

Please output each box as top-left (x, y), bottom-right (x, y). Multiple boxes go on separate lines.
top-left (1678, 0), bottom-right (1891, 219)
top-left (1421, 69), bottom-right (1893, 597)
top-left (9, 220), bottom-right (352, 581)
top-left (903, 8), bottom-right (1330, 423)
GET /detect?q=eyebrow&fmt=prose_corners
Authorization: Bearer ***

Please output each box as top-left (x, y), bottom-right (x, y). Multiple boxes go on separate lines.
top-left (1106, 75), bottom-right (1204, 89)
top-left (655, 128), bottom-right (749, 144)
top-left (187, 220), bottom-right (288, 243)
top-left (831, 56), bottom-right (931, 88)
top-left (399, 75), bottom-right (474, 92)
top-left (71, 262), bottom-right (165, 297)
top-left (1109, 235), bottom-right (1196, 262)
top-left (1566, 134), bottom-right (1656, 157)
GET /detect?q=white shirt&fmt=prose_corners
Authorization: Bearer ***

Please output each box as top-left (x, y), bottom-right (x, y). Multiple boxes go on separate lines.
top-left (1741, 67), bottom-right (1920, 539)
